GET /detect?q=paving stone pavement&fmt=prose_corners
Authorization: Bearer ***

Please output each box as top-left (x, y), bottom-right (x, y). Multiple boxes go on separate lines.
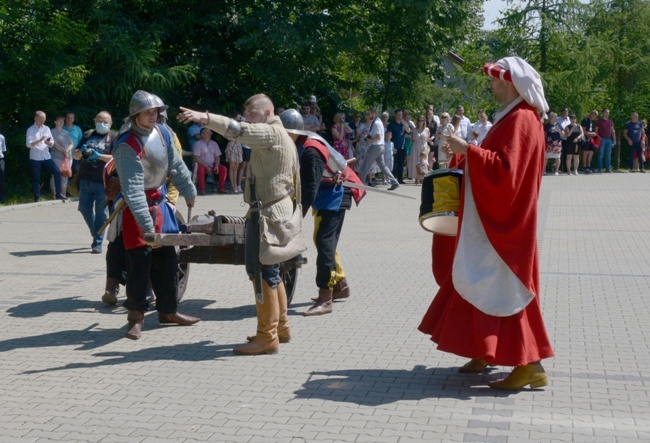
top-left (1, 171), bottom-right (649, 443)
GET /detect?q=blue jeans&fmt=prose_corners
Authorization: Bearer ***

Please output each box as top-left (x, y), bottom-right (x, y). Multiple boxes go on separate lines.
top-left (30, 159), bottom-right (62, 200)
top-left (245, 219), bottom-right (282, 289)
top-left (597, 137), bottom-right (613, 171)
top-left (629, 142), bottom-right (645, 171)
top-left (78, 179), bottom-right (108, 248)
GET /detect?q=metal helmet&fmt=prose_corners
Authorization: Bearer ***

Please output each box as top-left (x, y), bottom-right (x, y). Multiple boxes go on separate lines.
top-left (128, 90), bottom-right (169, 117)
top-left (279, 108), bottom-right (304, 130)
top-left (157, 110), bottom-right (168, 123)
top-left (151, 94), bottom-right (169, 123)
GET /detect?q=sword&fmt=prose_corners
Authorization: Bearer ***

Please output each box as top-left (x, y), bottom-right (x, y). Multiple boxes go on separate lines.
top-left (338, 181), bottom-right (417, 200)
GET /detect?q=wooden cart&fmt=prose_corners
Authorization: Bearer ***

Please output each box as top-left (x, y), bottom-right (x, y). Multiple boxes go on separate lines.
top-left (144, 211), bottom-right (306, 305)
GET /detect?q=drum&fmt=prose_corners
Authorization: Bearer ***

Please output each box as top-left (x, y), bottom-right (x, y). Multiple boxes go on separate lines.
top-left (418, 168), bottom-right (463, 236)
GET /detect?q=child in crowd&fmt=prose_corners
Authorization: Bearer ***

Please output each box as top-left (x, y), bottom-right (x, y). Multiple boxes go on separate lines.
top-left (415, 151), bottom-right (430, 185)
top-left (469, 130), bottom-right (480, 145)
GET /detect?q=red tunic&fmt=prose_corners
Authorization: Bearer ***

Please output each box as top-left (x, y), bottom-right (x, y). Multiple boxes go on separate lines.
top-left (419, 100), bottom-right (554, 366)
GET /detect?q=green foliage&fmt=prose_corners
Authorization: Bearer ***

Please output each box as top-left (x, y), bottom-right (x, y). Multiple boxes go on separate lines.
top-left (0, 0), bottom-right (485, 201)
top-left (6, 0), bottom-right (650, 197)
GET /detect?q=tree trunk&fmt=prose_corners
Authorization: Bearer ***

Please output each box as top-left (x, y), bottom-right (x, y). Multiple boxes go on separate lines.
top-left (614, 2), bottom-right (625, 170)
top-left (539, 0), bottom-right (548, 72)
top-left (383, 43), bottom-right (394, 111)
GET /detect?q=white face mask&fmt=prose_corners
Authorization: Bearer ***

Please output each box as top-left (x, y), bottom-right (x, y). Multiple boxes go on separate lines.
top-left (95, 122), bottom-right (110, 134)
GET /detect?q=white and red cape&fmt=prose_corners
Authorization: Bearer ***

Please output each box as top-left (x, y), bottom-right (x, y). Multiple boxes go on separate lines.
top-left (419, 98), bottom-right (554, 366)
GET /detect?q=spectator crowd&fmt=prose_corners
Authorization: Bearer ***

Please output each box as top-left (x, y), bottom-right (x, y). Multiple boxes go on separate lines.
top-left (544, 108), bottom-right (648, 174)
top-left (3, 99), bottom-right (648, 214)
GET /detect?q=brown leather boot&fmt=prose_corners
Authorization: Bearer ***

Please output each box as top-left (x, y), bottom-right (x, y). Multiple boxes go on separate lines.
top-left (246, 281), bottom-right (291, 343)
top-left (102, 277), bottom-right (120, 305)
top-left (234, 280), bottom-right (280, 355)
top-left (158, 312), bottom-right (200, 326)
top-left (332, 277), bottom-right (350, 300)
top-left (126, 310), bottom-right (144, 340)
top-left (304, 288), bottom-right (333, 316)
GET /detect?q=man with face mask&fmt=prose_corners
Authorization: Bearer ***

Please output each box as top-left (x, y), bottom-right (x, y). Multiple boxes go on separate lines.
top-left (178, 94), bottom-right (300, 356)
top-left (73, 111), bottom-right (116, 254)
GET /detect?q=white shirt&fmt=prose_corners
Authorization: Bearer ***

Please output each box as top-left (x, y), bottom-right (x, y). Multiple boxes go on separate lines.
top-left (26, 123), bottom-right (53, 161)
top-left (193, 139), bottom-right (221, 168)
top-left (369, 117), bottom-right (384, 147)
top-left (458, 116), bottom-right (472, 140)
top-left (472, 120), bottom-right (493, 144)
top-left (0, 134), bottom-right (5, 159)
top-left (556, 115), bottom-right (570, 130)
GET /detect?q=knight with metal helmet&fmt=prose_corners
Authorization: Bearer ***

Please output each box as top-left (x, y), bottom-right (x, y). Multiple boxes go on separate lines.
top-left (112, 90), bottom-right (199, 340)
top-left (280, 109), bottom-right (366, 316)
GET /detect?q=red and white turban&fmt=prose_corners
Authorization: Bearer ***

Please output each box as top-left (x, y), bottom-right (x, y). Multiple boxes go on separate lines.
top-left (484, 57), bottom-right (549, 119)
top-left (483, 63), bottom-right (512, 82)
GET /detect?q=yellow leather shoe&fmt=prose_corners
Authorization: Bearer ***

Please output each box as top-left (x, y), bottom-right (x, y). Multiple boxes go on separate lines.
top-left (458, 358), bottom-right (490, 373)
top-left (489, 362), bottom-right (548, 390)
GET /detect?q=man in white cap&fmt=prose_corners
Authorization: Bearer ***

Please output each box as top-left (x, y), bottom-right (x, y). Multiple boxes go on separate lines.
top-left (418, 57), bottom-right (554, 390)
top-left (307, 95), bottom-right (325, 132)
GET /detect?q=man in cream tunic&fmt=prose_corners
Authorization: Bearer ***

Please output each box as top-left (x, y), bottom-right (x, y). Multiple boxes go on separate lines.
top-left (178, 94), bottom-right (299, 356)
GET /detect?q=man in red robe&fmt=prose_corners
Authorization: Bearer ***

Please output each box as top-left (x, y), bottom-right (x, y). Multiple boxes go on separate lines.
top-left (418, 57), bottom-right (554, 390)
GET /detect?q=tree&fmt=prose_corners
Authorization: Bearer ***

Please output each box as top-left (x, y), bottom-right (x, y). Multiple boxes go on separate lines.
top-left (584, 0), bottom-right (650, 167)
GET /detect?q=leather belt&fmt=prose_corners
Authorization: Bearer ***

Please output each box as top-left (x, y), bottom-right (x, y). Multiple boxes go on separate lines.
top-left (262, 193), bottom-right (290, 209)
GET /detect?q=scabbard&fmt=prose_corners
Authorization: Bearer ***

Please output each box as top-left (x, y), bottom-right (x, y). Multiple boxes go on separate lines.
top-left (248, 176), bottom-right (264, 304)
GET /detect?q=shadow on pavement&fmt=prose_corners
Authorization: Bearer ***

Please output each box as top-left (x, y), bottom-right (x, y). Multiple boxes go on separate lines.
top-left (0, 322), bottom-right (122, 352)
top-left (10, 247), bottom-right (89, 257)
top-left (7, 296), bottom-right (126, 318)
top-left (7, 297), bottom-right (256, 322)
top-left (294, 365), bottom-right (516, 404)
top-left (7, 296), bottom-right (135, 318)
top-left (178, 299), bottom-right (256, 322)
top-left (22, 340), bottom-right (234, 374)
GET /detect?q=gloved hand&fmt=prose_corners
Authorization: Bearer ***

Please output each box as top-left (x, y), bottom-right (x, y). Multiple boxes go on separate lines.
top-left (87, 149), bottom-right (102, 161)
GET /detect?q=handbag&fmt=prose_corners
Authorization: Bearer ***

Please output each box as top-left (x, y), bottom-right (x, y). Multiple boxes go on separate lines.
top-left (60, 156), bottom-right (73, 178)
top-left (590, 135), bottom-right (602, 149)
top-left (258, 161), bottom-right (307, 265)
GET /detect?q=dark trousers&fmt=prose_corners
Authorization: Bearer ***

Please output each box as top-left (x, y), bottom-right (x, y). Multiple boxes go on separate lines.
top-left (313, 209), bottom-right (346, 289)
top-left (124, 245), bottom-right (178, 314)
top-left (629, 142), bottom-right (645, 171)
top-left (0, 157), bottom-right (5, 203)
top-left (393, 148), bottom-right (406, 183)
top-left (106, 232), bottom-right (127, 285)
top-left (30, 158), bottom-right (62, 200)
